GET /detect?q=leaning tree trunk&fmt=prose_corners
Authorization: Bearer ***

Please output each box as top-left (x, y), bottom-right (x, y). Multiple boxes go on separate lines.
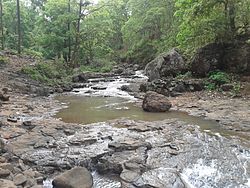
top-left (16, 0), bottom-right (21, 54)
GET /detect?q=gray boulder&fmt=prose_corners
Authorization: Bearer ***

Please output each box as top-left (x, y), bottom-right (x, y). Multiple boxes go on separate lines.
top-left (52, 167), bottom-right (93, 188)
top-left (145, 49), bottom-right (186, 81)
top-left (142, 91), bottom-right (172, 112)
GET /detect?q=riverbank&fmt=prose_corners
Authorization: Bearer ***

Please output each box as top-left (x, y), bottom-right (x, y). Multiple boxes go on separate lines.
top-left (0, 55), bottom-right (249, 187)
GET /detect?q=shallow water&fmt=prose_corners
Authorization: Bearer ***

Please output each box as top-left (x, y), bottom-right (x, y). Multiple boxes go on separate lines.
top-left (55, 95), bottom-right (239, 138)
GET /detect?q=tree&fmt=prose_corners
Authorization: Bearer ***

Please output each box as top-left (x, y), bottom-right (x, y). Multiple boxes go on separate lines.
top-left (0, 0), bottom-right (3, 50)
top-left (16, 0), bottom-right (21, 54)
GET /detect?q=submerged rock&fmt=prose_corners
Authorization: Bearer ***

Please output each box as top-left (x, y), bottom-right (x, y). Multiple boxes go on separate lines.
top-left (142, 91), bottom-right (172, 112)
top-left (52, 167), bottom-right (93, 188)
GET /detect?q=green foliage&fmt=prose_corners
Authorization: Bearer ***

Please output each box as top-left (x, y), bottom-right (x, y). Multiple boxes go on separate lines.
top-left (79, 60), bottom-right (115, 73)
top-left (0, 56), bottom-right (8, 64)
top-left (1, 0), bottom-right (250, 71)
top-left (22, 59), bottom-right (72, 85)
top-left (176, 71), bottom-right (192, 80)
top-left (208, 71), bottom-right (230, 85)
top-left (205, 71), bottom-right (230, 90)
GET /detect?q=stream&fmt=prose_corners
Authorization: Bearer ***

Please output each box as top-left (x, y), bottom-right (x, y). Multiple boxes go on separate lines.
top-left (48, 71), bottom-right (250, 188)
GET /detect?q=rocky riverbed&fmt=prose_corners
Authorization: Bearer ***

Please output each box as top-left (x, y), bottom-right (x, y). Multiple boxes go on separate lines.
top-left (0, 55), bottom-right (250, 187)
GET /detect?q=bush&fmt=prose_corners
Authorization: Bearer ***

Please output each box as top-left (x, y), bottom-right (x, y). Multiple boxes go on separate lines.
top-left (205, 71), bottom-right (235, 91)
top-left (0, 56), bottom-right (8, 65)
top-left (208, 71), bottom-right (230, 85)
top-left (22, 59), bottom-right (72, 86)
top-left (79, 59), bottom-right (116, 73)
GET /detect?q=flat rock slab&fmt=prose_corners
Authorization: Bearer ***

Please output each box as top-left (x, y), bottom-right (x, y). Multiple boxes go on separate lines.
top-left (0, 179), bottom-right (17, 188)
top-left (14, 173), bottom-right (27, 186)
top-left (52, 167), bottom-right (93, 188)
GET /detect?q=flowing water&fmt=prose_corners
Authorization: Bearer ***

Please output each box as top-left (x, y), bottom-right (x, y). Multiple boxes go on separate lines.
top-left (51, 71), bottom-right (250, 188)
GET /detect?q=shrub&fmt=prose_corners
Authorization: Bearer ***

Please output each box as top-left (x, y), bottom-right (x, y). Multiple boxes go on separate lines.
top-left (22, 59), bottom-right (72, 86)
top-left (208, 71), bottom-right (230, 85)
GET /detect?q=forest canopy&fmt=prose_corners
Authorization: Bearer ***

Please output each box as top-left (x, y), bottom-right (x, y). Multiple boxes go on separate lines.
top-left (0, 0), bottom-right (249, 67)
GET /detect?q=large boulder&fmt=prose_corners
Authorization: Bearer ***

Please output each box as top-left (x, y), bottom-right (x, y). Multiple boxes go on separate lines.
top-left (145, 49), bottom-right (186, 81)
top-left (52, 167), bottom-right (93, 188)
top-left (191, 42), bottom-right (250, 77)
top-left (142, 91), bottom-right (172, 112)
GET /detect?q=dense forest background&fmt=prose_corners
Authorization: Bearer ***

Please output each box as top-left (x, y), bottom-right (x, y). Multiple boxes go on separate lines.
top-left (0, 0), bottom-right (250, 70)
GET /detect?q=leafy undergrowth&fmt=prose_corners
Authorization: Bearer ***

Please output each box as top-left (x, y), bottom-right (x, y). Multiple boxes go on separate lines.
top-left (22, 59), bottom-right (72, 86)
top-left (205, 71), bottom-right (241, 95)
top-left (22, 58), bottom-right (116, 86)
top-left (79, 60), bottom-right (116, 73)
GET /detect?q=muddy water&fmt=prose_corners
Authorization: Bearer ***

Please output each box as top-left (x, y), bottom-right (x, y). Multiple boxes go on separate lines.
top-left (55, 95), bottom-right (236, 138)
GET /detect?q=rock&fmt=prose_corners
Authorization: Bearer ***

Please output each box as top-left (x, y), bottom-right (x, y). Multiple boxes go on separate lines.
top-left (52, 167), bottom-right (93, 188)
top-left (120, 85), bottom-right (132, 92)
top-left (22, 121), bottom-right (36, 129)
top-left (31, 185), bottom-right (43, 188)
top-left (108, 140), bottom-right (151, 152)
top-left (191, 43), bottom-right (225, 77)
top-left (145, 49), bottom-right (186, 81)
top-left (0, 163), bottom-right (14, 172)
top-left (0, 139), bottom-right (5, 153)
top-left (7, 115), bottom-right (18, 123)
top-left (0, 92), bottom-right (10, 101)
top-left (120, 169), bottom-right (140, 183)
top-left (221, 84), bottom-right (234, 91)
top-left (191, 42), bottom-right (250, 77)
top-left (142, 91), bottom-right (172, 112)
top-left (0, 179), bottom-right (17, 188)
top-left (0, 168), bottom-right (11, 178)
top-left (14, 174), bottom-right (27, 186)
top-left (63, 129), bottom-right (75, 136)
top-left (133, 168), bottom-right (185, 188)
top-left (0, 156), bottom-right (6, 163)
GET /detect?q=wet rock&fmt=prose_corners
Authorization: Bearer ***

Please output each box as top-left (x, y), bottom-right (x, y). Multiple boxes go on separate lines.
top-left (69, 136), bottom-right (97, 146)
top-left (108, 140), bottom-right (152, 152)
top-left (14, 174), bottom-right (27, 186)
top-left (142, 91), bottom-right (172, 112)
top-left (97, 148), bottom-right (147, 174)
top-left (91, 86), bottom-right (107, 90)
top-left (120, 169), bottom-right (140, 183)
top-left (145, 49), bottom-right (187, 81)
top-left (7, 115), bottom-right (18, 123)
top-left (121, 85), bottom-right (132, 92)
top-left (52, 167), bottom-right (93, 188)
top-left (62, 85), bottom-right (73, 92)
top-left (133, 168), bottom-right (185, 188)
top-left (0, 179), bottom-right (17, 188)
top-left (63, 129), bottom-right (75, 136)
top-left (0, 168), bottom-right (11, 178)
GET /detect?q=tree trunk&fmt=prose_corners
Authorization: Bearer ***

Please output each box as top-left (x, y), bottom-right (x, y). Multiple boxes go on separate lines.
top-left (0, 0), bottom-right (4, 50)
top-left (16, 0), bottom-right (21, 54)
top-left (68, 0), bottom-right (71, 62)
top-left (72, 0), bottom-right (82, 67)
top-left (228, 3), bottom-right (236, 34)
